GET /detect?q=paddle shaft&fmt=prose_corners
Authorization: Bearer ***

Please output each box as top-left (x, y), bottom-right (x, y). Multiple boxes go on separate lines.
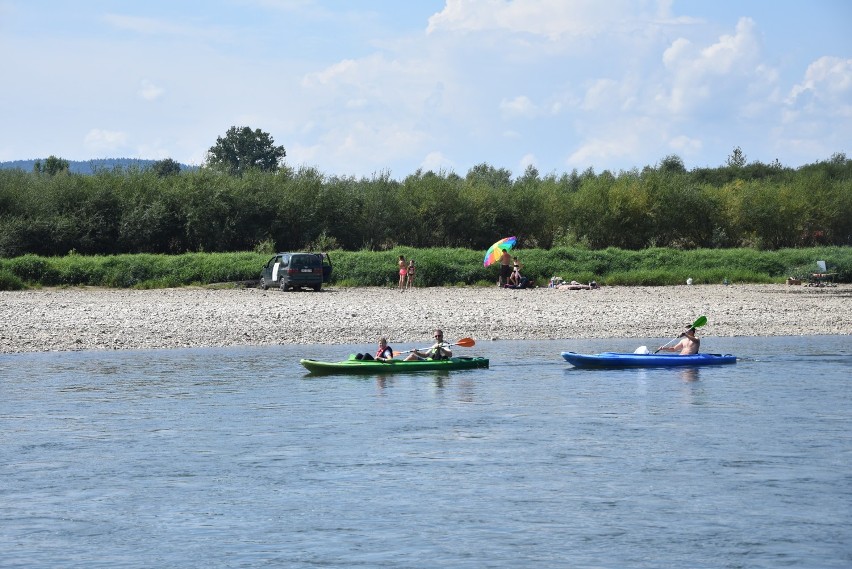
top-left (654, 316), bottom-right (707, 353)
top-left (655, 337), bottom-right (681, 353)
top-left (393, 338), bottom-right (474, 357)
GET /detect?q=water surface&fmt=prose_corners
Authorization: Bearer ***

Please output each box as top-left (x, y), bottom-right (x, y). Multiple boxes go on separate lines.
top-left (1, 336), bottom-right (850, 568)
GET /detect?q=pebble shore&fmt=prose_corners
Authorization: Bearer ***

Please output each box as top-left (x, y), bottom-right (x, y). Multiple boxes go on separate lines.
top-left (1, 284), bottom-right (849, 354)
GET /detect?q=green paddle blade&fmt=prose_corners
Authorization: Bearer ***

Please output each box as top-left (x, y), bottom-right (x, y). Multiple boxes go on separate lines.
top-left (692, 315), bottom-right (707, 328)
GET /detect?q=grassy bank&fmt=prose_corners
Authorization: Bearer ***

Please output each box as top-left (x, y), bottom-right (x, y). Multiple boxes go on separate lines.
top-left (1, 247), bottom-right (849, 290)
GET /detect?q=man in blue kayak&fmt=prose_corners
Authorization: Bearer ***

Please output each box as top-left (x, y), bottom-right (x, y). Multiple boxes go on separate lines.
top-left (658, 326), bottom-right (700, 355)
top-left (405, 329), bottom-right (453, 361)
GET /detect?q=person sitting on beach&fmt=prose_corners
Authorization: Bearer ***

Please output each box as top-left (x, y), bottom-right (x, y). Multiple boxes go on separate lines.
top-left (556, 280), bottom-right (599, 290)
top-left (506, 256), bottom-right (522, 286)
top-left (657, 326), bottom-right (700, 355)
top-left (356, 337), bottom-right (394, 361)
top-left (405, 329), bottom-right (453, 361)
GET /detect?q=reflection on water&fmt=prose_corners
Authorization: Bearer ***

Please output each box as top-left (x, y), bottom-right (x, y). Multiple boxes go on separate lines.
top-left (678, 367), bottom-right (700, 382)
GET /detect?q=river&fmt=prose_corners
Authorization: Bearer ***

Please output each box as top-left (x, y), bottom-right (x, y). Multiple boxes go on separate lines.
top-left (1, 336), bottom-right (850, 568)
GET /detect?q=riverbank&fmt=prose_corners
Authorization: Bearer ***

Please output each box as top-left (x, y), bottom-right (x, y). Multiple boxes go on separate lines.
top-left (1, 284), bottom-right (849, 354)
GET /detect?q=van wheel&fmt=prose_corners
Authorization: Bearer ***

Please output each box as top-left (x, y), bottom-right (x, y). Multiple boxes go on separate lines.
top-left (280, 282), bottom-right (289, 292)
top-left (313, 284), bottom-right (321, 292)
top-left (260, 278), bottom-right (268, 290)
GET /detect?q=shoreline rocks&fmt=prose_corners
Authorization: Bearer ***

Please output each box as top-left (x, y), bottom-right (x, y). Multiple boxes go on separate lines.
top-left (1, 284), bottom-right (849, 354)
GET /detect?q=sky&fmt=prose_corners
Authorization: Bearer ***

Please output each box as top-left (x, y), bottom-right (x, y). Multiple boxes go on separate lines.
top-left (1, 0), bottom-right (850, 179)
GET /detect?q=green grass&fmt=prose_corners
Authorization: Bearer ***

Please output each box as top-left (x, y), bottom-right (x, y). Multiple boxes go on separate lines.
top-left (0, 246), bottom-right (848, 289)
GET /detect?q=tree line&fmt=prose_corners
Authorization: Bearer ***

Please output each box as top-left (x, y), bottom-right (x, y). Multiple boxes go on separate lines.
top-left (0, 145), bottom-right (849, 257)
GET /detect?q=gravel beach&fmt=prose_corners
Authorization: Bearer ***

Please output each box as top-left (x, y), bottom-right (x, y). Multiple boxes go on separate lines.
top-left (1, 284), bottom-right (849, 354)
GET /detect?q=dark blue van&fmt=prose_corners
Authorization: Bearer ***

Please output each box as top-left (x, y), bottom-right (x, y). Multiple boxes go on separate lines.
top-left (259, 252), bottom-right (331, 291)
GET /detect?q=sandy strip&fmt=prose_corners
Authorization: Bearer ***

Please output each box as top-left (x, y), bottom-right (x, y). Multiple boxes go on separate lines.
top-left (1, 284), bottom-right (849, 354)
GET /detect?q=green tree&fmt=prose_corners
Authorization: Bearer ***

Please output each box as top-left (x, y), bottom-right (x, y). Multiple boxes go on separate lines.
top-left (151, 158), bottom-right (182, 177)
top-left (206, 126), bottom-right (286, 176)
top-left (659, 154), bottom-right (686, 174)
top-left (34, 155), bottom-right (70, 176)
top-left (726, 146), bottom-right (747, 168)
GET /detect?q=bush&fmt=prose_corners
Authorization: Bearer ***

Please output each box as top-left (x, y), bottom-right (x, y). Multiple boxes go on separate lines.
top-left (0, 246), bottom-right (848, 288)
top-left (0, 269), bottom-right (25, 290)
top-left (6, 254), bottom-right (49, 282)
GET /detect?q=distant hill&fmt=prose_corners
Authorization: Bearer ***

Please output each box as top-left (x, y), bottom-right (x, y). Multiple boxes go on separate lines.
top-left (0, 158), bottom-right (195, 174)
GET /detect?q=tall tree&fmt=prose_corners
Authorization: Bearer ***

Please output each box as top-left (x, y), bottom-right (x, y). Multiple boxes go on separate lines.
top-left (726, 146), bottom-right (747, 168)
top-left (206, 126), bottom-right (286, 176)
top-left (659, 154), bottom-right (686, 174)
top-left (151, 158), bottom-right (182, 177)
top-left (34, 155), bottom-right (70, 176)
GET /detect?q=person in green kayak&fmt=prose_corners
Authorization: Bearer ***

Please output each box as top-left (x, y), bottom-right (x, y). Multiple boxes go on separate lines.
top-left (355, 337), bottom-right (395, 361)
top-left (658, 326), bottom-right (700, 355)
top-left (405, 329), bottom-right (453, 361)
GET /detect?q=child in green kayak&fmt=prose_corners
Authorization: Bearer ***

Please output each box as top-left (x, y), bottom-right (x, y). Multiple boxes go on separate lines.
top-left (356, 337), bottom-right (395, 361)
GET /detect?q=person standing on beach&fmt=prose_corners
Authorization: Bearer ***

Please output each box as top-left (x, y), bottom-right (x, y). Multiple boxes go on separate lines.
top-left (406, 259), bottom-right (416, 288)
top-left (398, 255), bottom-right (407, 289)
top-left (498, 249), bottom-right (512, 287)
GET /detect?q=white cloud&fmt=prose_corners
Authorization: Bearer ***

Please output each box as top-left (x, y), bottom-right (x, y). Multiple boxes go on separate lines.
top-left (669, 135), bottom-right (702, 155)
top-left (581, 78), bottom-right (619, 111)
top-left (567, 135), bottom-right (637, 169)
top-left (102, 13), bottom-right (227, 41)
top-left (3, 1), bottom-right (847, 177)
top-left (301, 58), bottom-right (360, 88)
top-left (139, 79), bottom-right (164, 101)
top-left (427, 0), bottom-right (644, 40)
top-left (84, 129), bottom-right (128, 153)
top-left (566, 117), bottom-right (660, 169)
top-left (662, 37), bottom-right (691, 68)
top-left (345, 98), bottom-right (368, 109)
top-left (787, 56), bottom-right (852, 115)
top-left (307, 121), bottom-right (427, 177)
top-left (136, 141), bottom-right (170, 160)
top-left (659, 17), bottom-right (763, 115)
top-left (697, 17), bottom-right (759, 74)
top-left (500, 95), bottom-right (537, 118)
top-left (420, 151), bottom-right (455, 173)
top-left (519, 153), bottom-right (537, 171)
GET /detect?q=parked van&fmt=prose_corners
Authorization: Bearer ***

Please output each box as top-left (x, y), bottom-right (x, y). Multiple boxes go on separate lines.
top-left (260, 252), bottom-right (331, 291)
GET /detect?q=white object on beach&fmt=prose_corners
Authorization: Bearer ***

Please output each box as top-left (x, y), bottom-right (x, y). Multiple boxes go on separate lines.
top-left (686, 277), bottom-right (693, 285)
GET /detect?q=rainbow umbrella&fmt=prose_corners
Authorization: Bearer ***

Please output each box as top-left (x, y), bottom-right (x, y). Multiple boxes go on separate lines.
top-left (483, 236), bottom-right (516, 267)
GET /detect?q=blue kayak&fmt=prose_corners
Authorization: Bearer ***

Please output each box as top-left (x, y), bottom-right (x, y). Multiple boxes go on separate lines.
top-left (561, 351), bottom-right (737, 368)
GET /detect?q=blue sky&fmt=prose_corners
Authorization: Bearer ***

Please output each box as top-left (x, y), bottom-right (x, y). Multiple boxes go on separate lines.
top-left (2, 0), bottom-right (850, 178)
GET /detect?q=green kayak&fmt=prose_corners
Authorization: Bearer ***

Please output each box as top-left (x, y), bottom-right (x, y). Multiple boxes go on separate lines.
top-left (300, 355), bottom-right (489, 375)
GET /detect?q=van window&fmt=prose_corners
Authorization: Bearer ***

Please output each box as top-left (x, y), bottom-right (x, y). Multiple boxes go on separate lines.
top-left (291, 254), bottom-right (320, 268)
